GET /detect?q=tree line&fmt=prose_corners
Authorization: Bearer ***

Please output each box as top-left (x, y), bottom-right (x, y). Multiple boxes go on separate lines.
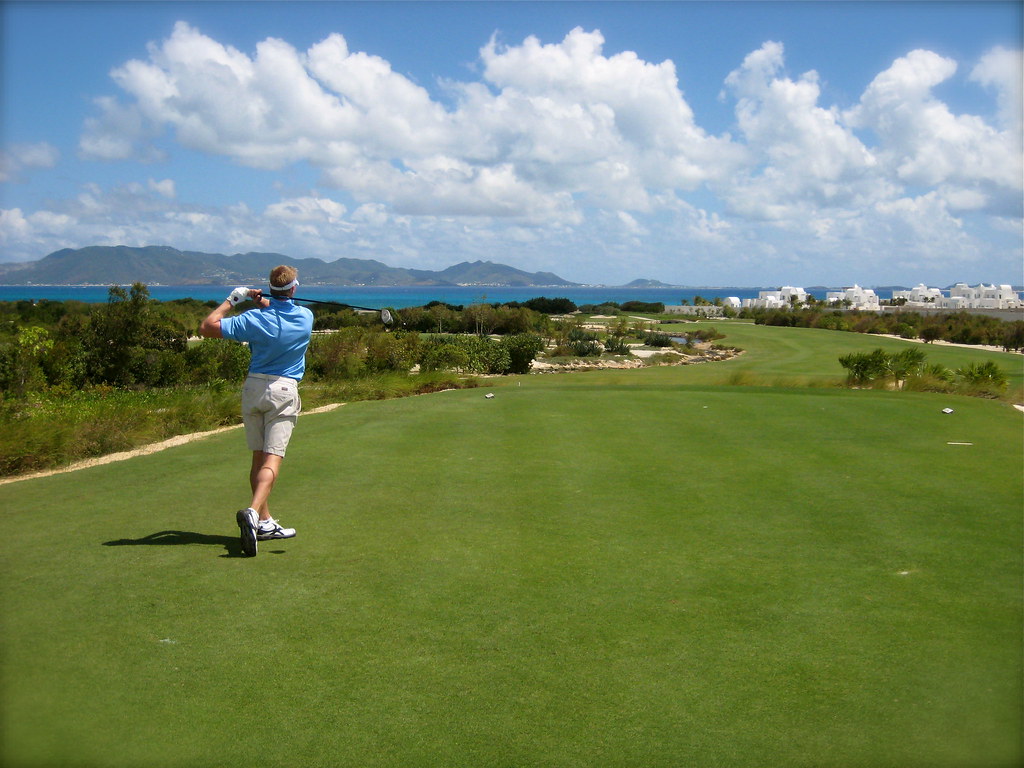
top-left (1, 284), bottom-right (606, 398)
top-left (742, 306), bottom-right (1024, 351)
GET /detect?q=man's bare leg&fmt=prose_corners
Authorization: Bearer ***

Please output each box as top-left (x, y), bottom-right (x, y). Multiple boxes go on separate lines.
top-left (249, 451), bottom-right (283, 522)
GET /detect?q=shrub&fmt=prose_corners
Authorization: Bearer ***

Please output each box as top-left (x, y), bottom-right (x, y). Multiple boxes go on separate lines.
top-left (620, 301), bottom-right (665, 313)
top-left (419, 341), bottom-right (471, 372)
top-left (365, 331), bottom-right (420, 374)
top-left (568, 339), bottom-right (603, 357)
top-left (838, 349), bottom-right (892, 386)
top-left (643, 332), bottom-right (674, 348)
top-left (522, 297), bottom-right (577, 314)
top-left (499, 334), bottom-right (546, 374)
top-left (184, 338), bottom-right (251, 384)
top-left (417, 335), bottom-right (512, 373)
top-left (956, 361), bottom-right (1008, 392)
top-left (602, 335), bottom-right (631, 355)
top-left (307, 328), bottom-right (369, 379)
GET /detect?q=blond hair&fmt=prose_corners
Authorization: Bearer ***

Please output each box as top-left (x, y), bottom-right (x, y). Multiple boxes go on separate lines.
top-left (269, 265), bottom-right (298, 293)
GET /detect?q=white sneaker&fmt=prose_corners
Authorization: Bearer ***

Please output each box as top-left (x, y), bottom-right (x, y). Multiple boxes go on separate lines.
top-left (236, 508), bottom-right (258, 557)
top-left (256, 519), bottom-right (296, 541)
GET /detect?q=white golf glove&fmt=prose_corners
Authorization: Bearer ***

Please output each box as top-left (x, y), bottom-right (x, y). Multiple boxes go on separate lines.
top-left (227, 286), bottom-right (250, 306)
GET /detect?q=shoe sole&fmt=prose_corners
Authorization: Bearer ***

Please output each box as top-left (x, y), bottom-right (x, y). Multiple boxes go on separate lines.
top-left (256, 531), bottom-right (297, 541)
top-left (236, 510), bottom-right (257, 557)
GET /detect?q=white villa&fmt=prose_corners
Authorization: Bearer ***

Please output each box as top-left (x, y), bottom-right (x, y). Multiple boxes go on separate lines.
top-left (891, 284), bottom-right (944, 304)
top-left (662, 282), bottom-right (1019, 316)
top-left (944, 283), bottom-right (1021, 309)
top-left (741, 286), bottom-right (809, 309)
top-left (892, 283), bottom-right (1021, 310)
top-left (825, 285), bottom-right (880, 310)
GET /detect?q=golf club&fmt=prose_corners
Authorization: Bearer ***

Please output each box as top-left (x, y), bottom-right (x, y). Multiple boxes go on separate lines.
top-left (256, 292), bottom-right (394, 325)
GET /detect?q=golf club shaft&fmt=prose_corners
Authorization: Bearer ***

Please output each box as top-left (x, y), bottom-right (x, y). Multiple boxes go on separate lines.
top-left (293, 297), bottom-right (383, 313)
top-left (257, 292), bottom-right (383, 313)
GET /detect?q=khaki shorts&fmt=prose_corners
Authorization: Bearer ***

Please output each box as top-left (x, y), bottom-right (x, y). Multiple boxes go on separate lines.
top-left (241, 374), bottom-right (301, 457)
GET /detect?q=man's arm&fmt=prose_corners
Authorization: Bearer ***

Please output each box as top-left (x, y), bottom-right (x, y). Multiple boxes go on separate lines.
top-left (199, 288), bottom-right (266, 338)
top-left (199, 300), bottom-right (231, 338)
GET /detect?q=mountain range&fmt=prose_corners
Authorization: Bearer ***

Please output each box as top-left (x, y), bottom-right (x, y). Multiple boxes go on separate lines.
top-left (0, 246), bottom-right (591, 287)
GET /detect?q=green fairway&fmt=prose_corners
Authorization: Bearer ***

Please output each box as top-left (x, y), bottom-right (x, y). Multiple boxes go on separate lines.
top-left (2, 326), bottom-right (1021, 767)
top-left (665, 319), bottom-right (1024, 391)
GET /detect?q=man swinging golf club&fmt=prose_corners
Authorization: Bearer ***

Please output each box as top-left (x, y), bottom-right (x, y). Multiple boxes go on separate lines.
top-left (200, 266), bottom-right (314, 557)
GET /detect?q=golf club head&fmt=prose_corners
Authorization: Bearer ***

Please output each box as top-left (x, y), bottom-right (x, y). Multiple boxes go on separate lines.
top-left (380, 308), bottom-right (394, 326)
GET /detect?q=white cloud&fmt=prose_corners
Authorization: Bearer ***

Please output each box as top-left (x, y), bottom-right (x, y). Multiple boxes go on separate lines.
top-left (0, 142), bottom-right (60, 182)
top-left (265, 196), bottom-right (347, 224)
top-left (1, 22), bottom-right (1015, 284)
top-left (148, 178), bottom-right (176, 198)
top-left (845, 49), bottom-right (1021, 206)
top-left (970, 46), bottom-right (1023, 133)
top-left (720, 42), bottom-right (884, 220)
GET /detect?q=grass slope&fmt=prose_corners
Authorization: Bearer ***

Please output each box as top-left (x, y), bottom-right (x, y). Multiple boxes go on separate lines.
top-left (1, 327), bottom-right (1021, 767)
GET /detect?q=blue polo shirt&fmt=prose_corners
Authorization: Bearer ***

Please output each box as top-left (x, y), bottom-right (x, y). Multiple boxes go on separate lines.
top-left (220, 298), bottom-right (314, 380)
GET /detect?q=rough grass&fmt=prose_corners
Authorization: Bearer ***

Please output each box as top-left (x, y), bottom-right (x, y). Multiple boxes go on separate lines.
top-left (0, 372), bottom-right (471, 477)
top-left (2, 356), bottom-right (1021, 767)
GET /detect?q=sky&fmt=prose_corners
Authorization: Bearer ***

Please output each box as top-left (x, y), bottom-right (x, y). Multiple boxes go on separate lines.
top-left (1, 1), bottom-right (1021, 287)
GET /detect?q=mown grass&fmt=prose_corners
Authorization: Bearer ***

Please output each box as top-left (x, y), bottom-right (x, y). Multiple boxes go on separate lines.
top-left (1, 324), bottom-right (1021, 767)
top-left (663, 319), bottom-right (1024, 397)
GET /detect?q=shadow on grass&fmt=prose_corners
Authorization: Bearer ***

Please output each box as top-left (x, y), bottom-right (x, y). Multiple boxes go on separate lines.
top-left (103, 530), bottom-right (243, 558)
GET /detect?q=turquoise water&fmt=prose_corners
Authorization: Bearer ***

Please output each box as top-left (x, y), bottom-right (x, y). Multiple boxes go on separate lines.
top-left (0, 284), bottom-right (827, 307)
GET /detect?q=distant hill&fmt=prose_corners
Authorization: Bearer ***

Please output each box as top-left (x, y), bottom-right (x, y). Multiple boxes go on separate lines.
top-left (0, 247), bottom-right (580, 288)
top-left (623, 278), bottom-right (679, 288)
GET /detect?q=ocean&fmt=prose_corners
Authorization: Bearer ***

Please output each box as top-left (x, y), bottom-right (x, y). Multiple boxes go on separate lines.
top-left (0, 284), bottom-right (831, 307)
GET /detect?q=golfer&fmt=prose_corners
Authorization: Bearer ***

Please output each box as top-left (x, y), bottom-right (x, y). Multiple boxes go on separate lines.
top-left (199, 265), bottom-right (314, 557)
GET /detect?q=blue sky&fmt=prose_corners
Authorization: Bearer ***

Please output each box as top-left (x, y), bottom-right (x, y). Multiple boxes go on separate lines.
top-left (1, 1), bottom-right (1021, 286)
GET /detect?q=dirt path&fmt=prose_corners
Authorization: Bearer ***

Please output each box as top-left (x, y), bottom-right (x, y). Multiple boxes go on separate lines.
top-left (0, 403), bottom-right (344, 486)
top-left (875, 334), bottom-right (1022, 355)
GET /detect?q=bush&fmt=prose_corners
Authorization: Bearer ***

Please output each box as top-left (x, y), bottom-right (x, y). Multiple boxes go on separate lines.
top-left (499, 334), bottom-right (546, 374)
top-left (643, 332), bottom-right (675, 348)
top-left (602, 335), bottom-right (631, 355)
top-left (184, 339), bottom-right (251, 384)
top-left (418, 335), bottom-right (511, 374)
top-left (838, 349), bottom-right (892, 386)
top-left (956, 361), bottom-right (1008, 392)
top-left (307, 328), bottom-right (370, 379)
top-left (839, 347), bottom-right (1009, 397)
top-left (522, 297), bottom-right (577, 315)
top-left (567, 339), bottom-right (603, 357)
top-left (419, 342), bottom-right (471, 373)
top-left (365, 332), bottom-right (420, 374)
top-left (620, 301), bottom-right (665, 313)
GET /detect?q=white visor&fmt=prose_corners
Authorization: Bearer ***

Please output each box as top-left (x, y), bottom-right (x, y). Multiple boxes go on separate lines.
top-left (270, 278), bottom-right (298, 293)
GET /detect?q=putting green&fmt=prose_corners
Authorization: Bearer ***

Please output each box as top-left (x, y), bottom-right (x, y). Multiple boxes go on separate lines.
top-left (2, 364), bottom-right (1020, 767)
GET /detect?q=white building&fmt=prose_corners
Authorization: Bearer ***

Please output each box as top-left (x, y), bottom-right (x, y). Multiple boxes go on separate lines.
top-left (826, 285), bottom-right (880, 310)
top-left (742, 286), bottom-right (808, 309)
top-left (889, 283), bottom-right (1020, 310)
top-left (942, 283), bottom-right (1021, 309)
top-left (892, 284), bottom-right (944, 304)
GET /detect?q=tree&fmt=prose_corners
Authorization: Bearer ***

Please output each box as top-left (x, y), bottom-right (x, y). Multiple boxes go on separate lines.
top-left (82, 283), bottom-right (188, 386)
top-left (1, 326), bottom-right (53, 396)
top-left (1002, 321), bottom-right (1024, 352)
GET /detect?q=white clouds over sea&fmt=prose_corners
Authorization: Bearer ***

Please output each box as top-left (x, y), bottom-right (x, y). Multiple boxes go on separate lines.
top-left (3, 16), bottom-right (1021, 285)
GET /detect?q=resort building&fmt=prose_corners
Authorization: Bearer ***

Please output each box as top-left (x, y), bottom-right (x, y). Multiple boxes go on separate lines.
top-left (892, 283), bottom-right (1021, 310)
top-left (941, 283), bottom-right (1021, 309)
top-left (892, 284), bottom-right (944, 304)
top-left (741, 286), bottom-right (808, 309)
top-left (825, 285), bottom-right (880, 310)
